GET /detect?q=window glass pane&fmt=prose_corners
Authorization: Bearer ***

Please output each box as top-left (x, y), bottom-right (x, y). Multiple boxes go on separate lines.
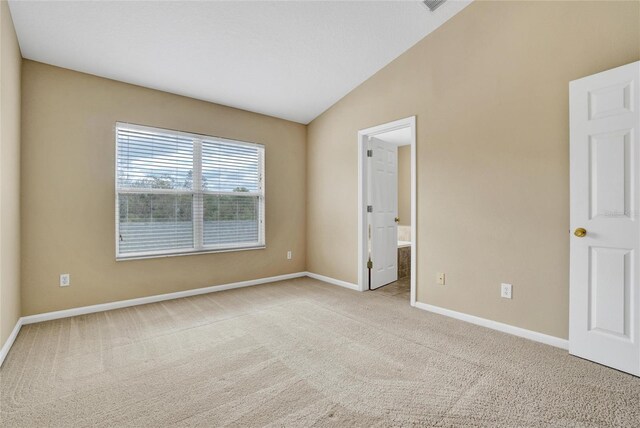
top-left (116, 123), bottom-right (264, 258)
top-left (117, 128), bottom-right (194, 190)
top-left (202, 140), bottom-right (260, 192)
top-left (203, 194), bottom-right (260, 246)
top-left (118, 194), bottom-right (194, 253)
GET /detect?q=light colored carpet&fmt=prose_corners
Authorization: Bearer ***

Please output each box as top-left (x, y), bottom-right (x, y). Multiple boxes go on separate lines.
top-left (1, 277), bottom-right (639, 427)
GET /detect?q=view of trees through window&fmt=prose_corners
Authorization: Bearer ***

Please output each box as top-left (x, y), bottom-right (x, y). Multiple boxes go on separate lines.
top-left (116, 124), bottom-right (264, 257)
top-left (118, 172), bottom-right (256, 223)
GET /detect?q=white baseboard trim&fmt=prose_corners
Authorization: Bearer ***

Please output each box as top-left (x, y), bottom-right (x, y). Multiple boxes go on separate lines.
top-left (4, 273), bottom-right (567, 367)
top-left (305, 272), bottom-right (361, 291)
top-left (0, 318), bottom-right (23, 367)
top-left (415, 302), bottom-right (568, 350)
top-left (1, 272), bottom-right (307, 366)
top-left (21, 272), bottom-right (307, 326)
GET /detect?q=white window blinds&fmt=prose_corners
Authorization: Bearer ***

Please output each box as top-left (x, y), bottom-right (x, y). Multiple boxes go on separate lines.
top-left (116, 123), bottom-right (265, 259)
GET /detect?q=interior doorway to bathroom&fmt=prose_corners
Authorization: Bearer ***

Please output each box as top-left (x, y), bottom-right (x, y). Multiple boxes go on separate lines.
top-left (357, 117), bottom-right (416, 305)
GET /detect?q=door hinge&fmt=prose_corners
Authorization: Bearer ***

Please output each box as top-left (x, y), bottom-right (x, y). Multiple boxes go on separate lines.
top-left (367, 149), bottom-right (373, 157)
top-left (367, 205), bottom-right (373, 213)
top-left (367, 259), bottom-right (373, 269)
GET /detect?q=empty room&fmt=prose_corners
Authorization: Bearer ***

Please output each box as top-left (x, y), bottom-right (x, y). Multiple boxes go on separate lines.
top-left (1, 0), bottom-right (639, 426)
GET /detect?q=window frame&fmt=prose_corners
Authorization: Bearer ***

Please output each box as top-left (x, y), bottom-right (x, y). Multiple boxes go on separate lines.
top-left (115, 122), bottom-right (266, 260)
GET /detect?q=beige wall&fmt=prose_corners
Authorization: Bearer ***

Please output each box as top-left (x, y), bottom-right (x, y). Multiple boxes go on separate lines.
top-left (397, 145), bottom-right (410, 227)
top-left (0, 0), bottom-right (22, 345)
top-left (307, 0), bottom-right (640, 339)
top-left (9, 0), bottom-right (640, 339)
top-left (21, 61), bottom-right (306, 315)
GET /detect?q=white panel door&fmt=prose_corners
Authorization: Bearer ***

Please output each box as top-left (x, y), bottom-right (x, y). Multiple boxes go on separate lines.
top-left (368, 137), bottom-right (398, 289)
top-left (570, 61), bottom-right (640, 376)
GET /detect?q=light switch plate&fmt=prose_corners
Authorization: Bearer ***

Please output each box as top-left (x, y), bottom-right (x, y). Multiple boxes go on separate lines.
top-left (437, 272), bottom-right (446, 285)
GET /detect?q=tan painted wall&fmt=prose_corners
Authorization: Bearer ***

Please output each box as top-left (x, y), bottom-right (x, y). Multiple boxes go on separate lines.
top-left (0, 0), bottom-right (22, 345)
top-left (21, 61), bottom-right (306, 315)
top-left (307, 0), bottom-right (640, 339)
top-left (398, 145), bottom-right (410, 227)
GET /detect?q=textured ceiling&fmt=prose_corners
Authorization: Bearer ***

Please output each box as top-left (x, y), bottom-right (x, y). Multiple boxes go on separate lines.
top-left (9, 0), bottom-right (471, 124)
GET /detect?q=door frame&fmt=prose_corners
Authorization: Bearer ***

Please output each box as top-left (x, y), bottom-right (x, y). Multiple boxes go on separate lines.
top-left (357, 116), bottom-right (417, 306)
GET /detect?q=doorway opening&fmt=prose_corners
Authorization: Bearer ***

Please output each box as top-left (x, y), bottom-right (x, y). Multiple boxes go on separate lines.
top-left (357, 116), bottom-right (416, 306)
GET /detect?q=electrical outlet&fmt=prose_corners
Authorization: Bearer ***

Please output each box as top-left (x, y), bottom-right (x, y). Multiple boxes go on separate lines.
top-left (287, 250), bottom-right (292, 260)
top-left (437, 272), bottom-right (446, 285)
top-left (501, 283), bottom-right (512, 299)
top-left (60, 274), bottom-right (70, 287)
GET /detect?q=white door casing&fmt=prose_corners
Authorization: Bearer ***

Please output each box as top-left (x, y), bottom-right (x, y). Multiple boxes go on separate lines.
top-left (569, 61), bottom-right (640, 376)
top-left (357, 116), bottom-right (416, 304)
top-left (368, 137), bottom-right (398, 289)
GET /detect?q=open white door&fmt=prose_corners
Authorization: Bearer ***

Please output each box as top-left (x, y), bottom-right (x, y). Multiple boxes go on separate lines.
top-left (368, 137), bottom-right (398, 289)
top-left (569, 61), bottom-right (640, 376)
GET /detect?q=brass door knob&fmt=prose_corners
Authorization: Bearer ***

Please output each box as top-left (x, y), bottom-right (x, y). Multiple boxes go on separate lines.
top-left (394, 217), bottom-right (400, 223)
top-left (574, 228), bottom-right (587, 237)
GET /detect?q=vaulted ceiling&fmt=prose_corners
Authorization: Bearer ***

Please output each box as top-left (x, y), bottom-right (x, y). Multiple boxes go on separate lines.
top-left (9, 0), bottom-right (471, 124)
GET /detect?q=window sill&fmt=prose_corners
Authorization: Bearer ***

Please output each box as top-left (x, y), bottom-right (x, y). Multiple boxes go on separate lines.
top-left (116, 245), bottom-right (266, 261)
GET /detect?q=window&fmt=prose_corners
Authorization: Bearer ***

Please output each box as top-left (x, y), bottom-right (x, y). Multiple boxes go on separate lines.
top-left (116, 123), bottom-right (265, 259)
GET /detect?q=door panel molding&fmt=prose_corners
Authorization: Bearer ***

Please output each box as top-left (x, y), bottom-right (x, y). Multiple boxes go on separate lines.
top-left (570, 61), bottom-right (640, 376)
